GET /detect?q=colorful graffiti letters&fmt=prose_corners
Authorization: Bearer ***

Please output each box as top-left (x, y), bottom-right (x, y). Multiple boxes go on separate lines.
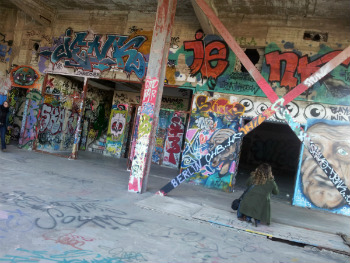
top-left (195, 95), bottom-right (244, 117)
top-left (265, 50), bottom-right (350, 89)
top-left (143, 78), bottom-right (158, 104)
top-left (164, 115), bottom-right (184, 166)
top-left (40, 29), bottom-right (148, 79)
top-left (184, 30), bottom-right (229, 79)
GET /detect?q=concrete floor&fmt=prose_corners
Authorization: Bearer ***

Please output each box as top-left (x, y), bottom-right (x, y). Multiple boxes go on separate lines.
top-left (0, 145), bottom-right (349, 263)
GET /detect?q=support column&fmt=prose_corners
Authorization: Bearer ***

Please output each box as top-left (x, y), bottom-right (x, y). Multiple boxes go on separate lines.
top-left (69, 77), bottom-right (88, 159)
top-left (128, 0), bottom-right (177, 193)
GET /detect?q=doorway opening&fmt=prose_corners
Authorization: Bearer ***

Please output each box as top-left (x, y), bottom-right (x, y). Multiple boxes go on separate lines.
top-left (236, 120), bottom-right (302, 201)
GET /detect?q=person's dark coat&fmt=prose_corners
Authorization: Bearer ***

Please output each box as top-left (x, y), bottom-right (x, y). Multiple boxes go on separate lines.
top-left (0, 105), bottom-right (9, 127)
top-left (239, 175), bottom-right (279, 224)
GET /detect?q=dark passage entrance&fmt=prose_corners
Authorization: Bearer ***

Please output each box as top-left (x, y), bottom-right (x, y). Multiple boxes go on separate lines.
top-left (236, 121), bottom-right (302, 201)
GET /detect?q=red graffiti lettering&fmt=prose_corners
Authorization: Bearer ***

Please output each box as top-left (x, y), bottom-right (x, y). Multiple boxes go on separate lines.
top-left (165, 116), bottom-right (184, 165)
top-left (265, 50), bottom-right (350, 89)
top-left (184, 30), bottom-right (228, 79)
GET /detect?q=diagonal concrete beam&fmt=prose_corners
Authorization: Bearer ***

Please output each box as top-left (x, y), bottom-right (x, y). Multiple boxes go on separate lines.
top-left (10, 0), bottom-right (55, 26)
top-left (190, 0), bottom-right (216, 35)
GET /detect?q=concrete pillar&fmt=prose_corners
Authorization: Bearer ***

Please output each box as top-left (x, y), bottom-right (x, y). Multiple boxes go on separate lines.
top-left (69, 77), bottom-right (88, 159)
top-left (128, 0), bottom-right (177, 193)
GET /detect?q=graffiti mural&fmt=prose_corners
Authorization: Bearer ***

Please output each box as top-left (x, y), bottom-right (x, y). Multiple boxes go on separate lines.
top-left (39, 28), bottom-right (149, 79)
top-left (161, 96), bottom-right (189, 111)
top-left (151, 109), bottom-right (172, 165)
top-left (6, 87), bottom-right (27, 143)
top-left (80, 86), bottom-right (113, 151)
top-left (0, 76), bottom-right (11, 95)
top-left (104, 108), bottom-right (128, 158)
top-left (37, 103), bottom-right (79, 152)
top-left (169, 33), bottom-right (350, 107)
top-left (180, 92), bottom-right (245, 191)
top-left (0, 43), bottom-right (11, 63)
top-left (293, 119), bottom-right (350, 216)
top-left (10, 66), bottom-right (39, 89)
top-left (238, 95), bottom-right (350, 125)
top-left (113, 91), bottom-right (140, 106)
top-left (262, 43), bottom-right (350, 105)
top-left (36, 75), bottom-right (83, 153)
top-left (163, 113), bottom-right (185, 168)
top-left (18, 90), bottom-right (43, 149)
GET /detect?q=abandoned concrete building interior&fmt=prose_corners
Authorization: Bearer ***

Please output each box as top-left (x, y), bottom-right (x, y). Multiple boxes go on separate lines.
top-left (0, 0), bottom-right (349, 219)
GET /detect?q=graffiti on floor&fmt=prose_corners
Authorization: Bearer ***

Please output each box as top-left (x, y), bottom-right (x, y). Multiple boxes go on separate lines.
top-left (0, 209), bottom-right (34, 239)
top-left (293, 119), bottom-right (350, 216)
top-left (0, 248), bottom-right (148, 263)
top-left (43, 229), bottom-right (95, 250)
top-left (0, 191), bottom-right (143, 231)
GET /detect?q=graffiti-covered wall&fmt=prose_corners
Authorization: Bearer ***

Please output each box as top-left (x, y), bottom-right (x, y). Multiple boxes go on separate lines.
top-left (293, 119), bottom-right (350, 216)
top-left (261, 43), bottom-right (350, 105)
top-left (36, 75), bottom-right (83, 154)
top-left (167, 31), bottom-right (350, 107)
top-left (80, 86), bottom-right (113, 151)
top-left (181, 92), bottom-right (244, 191)
top-left (104, 108), bottom-right (129, 158)
top-left (239, 95), bottom-right (350, 124)
top-left (18, 90), bottom-right (42, 150)
top-left (151, 110), bottom-right (186, 168)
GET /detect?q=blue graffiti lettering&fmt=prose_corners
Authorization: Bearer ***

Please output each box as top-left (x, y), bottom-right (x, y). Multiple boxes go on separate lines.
top-left (40, 29), bottom-right (148, 79)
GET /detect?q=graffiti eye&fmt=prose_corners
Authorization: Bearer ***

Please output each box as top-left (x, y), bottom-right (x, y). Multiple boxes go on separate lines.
top-left (256, 103), bottom-right (268, 115)
top-left (239, 99), bottom-right (253, 113)
top-left (304, 103), bottom-right (326, 119)
top-left (337, 148), bottom-right (348, 156)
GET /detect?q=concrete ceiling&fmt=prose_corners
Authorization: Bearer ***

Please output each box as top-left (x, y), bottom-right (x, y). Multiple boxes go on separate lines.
top-left (1, 0), bottom-right (349, 20)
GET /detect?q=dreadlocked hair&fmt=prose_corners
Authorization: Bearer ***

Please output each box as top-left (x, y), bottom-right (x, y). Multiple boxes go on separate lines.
top-left (251, 163), bottom-right (273, 185)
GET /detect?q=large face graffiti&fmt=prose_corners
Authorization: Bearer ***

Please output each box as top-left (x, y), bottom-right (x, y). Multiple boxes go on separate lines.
top-left (11, 66), bottom-right (39, 88)
top-left (294, 120), bottom-right (350, 215)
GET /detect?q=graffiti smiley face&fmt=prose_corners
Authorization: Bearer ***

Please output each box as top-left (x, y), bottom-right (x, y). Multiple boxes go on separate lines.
top-left (12, 66), bottom-right (38, 87)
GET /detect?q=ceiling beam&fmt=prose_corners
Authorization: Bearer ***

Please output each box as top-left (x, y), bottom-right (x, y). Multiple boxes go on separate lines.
top-left (10, 0), bottom-right (55, 26)
top-left (190, 0), bottom-right (216, 35)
